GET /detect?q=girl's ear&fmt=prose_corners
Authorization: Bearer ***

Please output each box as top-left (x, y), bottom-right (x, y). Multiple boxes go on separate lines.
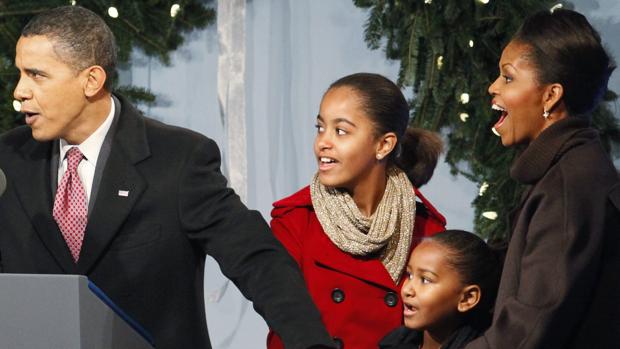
top-left (457, 285), bottom-right (481, 313)
top-left (375, 132), bottom-right (397, 160)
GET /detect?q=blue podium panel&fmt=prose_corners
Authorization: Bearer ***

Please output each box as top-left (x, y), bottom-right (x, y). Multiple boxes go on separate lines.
top-left (0, 274), bottom-right (153, 349)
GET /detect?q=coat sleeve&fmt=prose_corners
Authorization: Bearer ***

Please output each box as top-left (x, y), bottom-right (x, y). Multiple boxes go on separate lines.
top-left (466, 169), bottom-right (609, 349)
top-left (177, 137), bottom-right (333, 349)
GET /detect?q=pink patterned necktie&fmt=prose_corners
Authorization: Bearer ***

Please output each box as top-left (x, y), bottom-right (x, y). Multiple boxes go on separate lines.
top-left (53, 147), bottom-right (88, 262)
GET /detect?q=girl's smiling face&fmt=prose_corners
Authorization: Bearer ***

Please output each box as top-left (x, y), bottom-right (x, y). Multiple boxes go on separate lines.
top-left (314, 86), bottom-right (385, 192)
top-left (488, 40), bottom-right (551, 146)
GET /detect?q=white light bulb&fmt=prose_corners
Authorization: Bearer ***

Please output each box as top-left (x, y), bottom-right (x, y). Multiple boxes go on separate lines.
top-left (459, 112), bottom-right (469, 122)
top-left (108, 6), bottom-right (119, 18)
top-left (479, 182), bottom-right (489, 196)
top-left (469, 40), bottom-right (474, 48)
top-left (460, 93), bottom-right (470, 104)
top-left (478, 0), bottom-right (490, 4)
top-left (424, 0), bottom-right (432, 3)
top-left (70, 0), bottom-right (76, 5)
top-left (436, 55), bottom-right (444, 69)
top-left (482, 211), bottom-right (498, 220)
top-left (550, 3), bottom-right (563, 13)
top-left (170, 4), bottom-right (181, 18)
top-left (12, 100), bottom-right (21, 112)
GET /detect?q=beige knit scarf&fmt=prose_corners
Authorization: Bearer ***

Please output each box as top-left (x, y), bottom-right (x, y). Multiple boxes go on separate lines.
top-left (310, 166), bottom-right (416, 282)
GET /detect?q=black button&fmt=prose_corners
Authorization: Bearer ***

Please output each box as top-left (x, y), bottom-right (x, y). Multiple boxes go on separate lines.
top-left (332, 337), bottom-right (344, 349)
top-left (331, 288), bottom-right (345, 303)
top-left (384, 291), bottom-right (398, 307)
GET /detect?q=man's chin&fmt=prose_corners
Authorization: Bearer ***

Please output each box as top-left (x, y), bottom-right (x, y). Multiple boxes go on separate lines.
top-left (30, 129), bottom-right (55, 142)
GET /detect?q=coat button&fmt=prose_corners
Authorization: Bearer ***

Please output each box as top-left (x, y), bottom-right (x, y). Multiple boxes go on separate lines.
top-left (332, 337), bottom-right (344, 349)
top-left (331, 288), bottom-right (345, 303)
top-left (384, 291), bottom-right (398, 307)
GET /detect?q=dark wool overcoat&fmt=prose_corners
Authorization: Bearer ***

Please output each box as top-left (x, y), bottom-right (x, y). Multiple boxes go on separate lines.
top-left (467, 118), bottom-right (620, 349)
top-left (0, 95), bottom-right (334, 349)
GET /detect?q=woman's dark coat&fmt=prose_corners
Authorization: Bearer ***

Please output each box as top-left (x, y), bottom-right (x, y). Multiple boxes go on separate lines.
top-left (467, 118), bottom-right (620, 348)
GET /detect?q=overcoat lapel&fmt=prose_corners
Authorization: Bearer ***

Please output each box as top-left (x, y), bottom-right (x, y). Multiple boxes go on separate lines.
top-left (310, 218), bottom-right (398, 291)
top-left (77, 96), bottom-right (150, 274)
top-left (14, 139), bottom-right (77, 273)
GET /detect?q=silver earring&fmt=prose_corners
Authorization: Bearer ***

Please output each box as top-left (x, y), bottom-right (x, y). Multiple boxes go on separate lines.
top-left (543, 110), bottom-right (550, 119)
top-left (376, 154), bottom-right (383, 160)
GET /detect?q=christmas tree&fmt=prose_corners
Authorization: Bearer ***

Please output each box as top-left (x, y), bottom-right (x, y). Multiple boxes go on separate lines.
top-left (0, 0), bottom-right (215, 133)
top-left (354, 0), bottom-right (620, 240)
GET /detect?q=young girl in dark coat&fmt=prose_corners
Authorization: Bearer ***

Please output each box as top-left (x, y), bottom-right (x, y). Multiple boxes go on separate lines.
top-left (380, 230), bottom-right (501, 349)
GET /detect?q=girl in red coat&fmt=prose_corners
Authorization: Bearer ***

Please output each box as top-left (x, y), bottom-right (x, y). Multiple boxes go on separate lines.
top-left (267, 73), bottom-right (446, 349)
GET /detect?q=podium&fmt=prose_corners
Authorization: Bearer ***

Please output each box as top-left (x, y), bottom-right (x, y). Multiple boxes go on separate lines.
top-left (0, 274), bottom-right (154, 349)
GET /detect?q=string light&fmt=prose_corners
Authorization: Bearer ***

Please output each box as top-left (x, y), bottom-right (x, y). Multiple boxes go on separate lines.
top-left (12, 100), bottom-right (21, 112)
top-left (459, 112), bottom-right (469, 122)
top-left (550, 3), bottom-right (563, 13)
top-left (477, 0), bottom-right (490, 4)
top-left (70, 0), bottom-right (76, 5)
top-left (460, 93), bottom-right (470, 104)
top-left (482, 211), bottom-right (498, 220)
top-left (108, 6), bottom-right (119, 18)
top-left (424, 0), bottom-right (432, 4)
top-left (468, 40), bottom-right (474, 48)
top-left (436, 55), bottom-right (444, 70)
top-left (479, 182), bottom-right (489, 196)
top-left (170, 4), bottom-right (181, 18)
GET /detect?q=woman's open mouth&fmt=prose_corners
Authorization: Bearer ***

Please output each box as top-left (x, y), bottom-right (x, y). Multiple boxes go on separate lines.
top-left (491, 103), bottom-right (507, 136)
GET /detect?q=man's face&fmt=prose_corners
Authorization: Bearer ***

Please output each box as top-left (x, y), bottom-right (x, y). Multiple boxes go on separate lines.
top-left (14, 35), bottom-right (90, 143)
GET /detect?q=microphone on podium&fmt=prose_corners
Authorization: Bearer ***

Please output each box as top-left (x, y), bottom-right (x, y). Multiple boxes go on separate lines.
top-left (0, 168), bottom-right (6, 198)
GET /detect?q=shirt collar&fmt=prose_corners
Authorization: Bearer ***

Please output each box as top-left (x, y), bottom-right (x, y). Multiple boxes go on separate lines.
top-left (510, 117), bottom-right (595, 184)
top-left (59, 96), bottom-right (115, 164)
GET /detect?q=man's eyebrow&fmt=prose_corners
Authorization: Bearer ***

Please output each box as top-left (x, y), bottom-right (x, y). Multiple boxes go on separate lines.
top-left (23, 68), bottom-right (46, 76)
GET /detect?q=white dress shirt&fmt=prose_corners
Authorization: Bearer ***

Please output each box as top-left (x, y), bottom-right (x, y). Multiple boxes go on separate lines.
top-left (57, 97), bottom-right (115, 204)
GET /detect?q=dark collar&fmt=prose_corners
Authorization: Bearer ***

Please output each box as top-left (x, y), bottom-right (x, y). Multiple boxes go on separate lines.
top-left (110, 93), bottom-right (151, 164)
top-left (510, 117), bottom-right (597, 184)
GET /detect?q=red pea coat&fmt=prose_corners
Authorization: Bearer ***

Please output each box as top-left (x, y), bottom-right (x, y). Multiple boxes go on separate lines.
top-left (267, 186), bottom-right (446, 349)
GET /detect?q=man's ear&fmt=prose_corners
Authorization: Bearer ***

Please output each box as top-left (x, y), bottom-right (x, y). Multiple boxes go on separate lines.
top-left (375, 132), bottom-right (397, 160)
top-left (457, 285), bottom-right (481, 313)
top-left (83, 65), bottom-right (107, 98)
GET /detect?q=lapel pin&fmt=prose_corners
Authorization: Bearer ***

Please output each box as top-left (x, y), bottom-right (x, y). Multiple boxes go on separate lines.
top-left (118, 190), bottom-right (129, 197)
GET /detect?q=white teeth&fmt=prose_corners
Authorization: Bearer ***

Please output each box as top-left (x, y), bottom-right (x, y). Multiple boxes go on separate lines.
top-left (491, 127), bottom-right (500, 137)
top-left (491, 104), bottom-right (506, 112)
top-left (320, 157), bottom-right (335, 163)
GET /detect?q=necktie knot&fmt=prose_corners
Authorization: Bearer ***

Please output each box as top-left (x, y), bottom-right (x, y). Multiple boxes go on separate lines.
top-left (66, 147), bottom-right (84, 172)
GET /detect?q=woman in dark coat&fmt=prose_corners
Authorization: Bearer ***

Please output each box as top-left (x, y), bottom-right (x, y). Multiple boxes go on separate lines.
top-left (266, 73), bottom-right (446, 349)
top-left (467, 9), bottom-right (620, 349)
